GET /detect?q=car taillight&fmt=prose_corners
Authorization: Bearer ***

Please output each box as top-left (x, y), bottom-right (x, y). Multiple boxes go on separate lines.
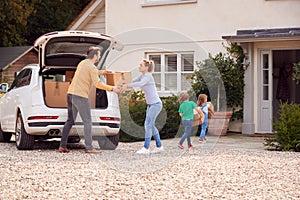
top-left (100, 117), bottom-right (120, 121)
top-left (27, 116), bottom-right (59, 120)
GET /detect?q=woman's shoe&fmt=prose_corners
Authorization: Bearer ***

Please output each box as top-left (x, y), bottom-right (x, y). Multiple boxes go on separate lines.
top-left (151, 146), bottom-right (164, 153)
top-left (136, 147), bottom-right (150, 154)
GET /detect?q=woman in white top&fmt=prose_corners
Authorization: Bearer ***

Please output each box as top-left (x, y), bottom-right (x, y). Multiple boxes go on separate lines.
top-left (122, 59), bottom-right (164, 154)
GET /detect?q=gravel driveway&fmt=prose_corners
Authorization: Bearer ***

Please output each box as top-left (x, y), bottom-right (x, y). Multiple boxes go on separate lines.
top-left (0, 134), bottom-right (299, 200)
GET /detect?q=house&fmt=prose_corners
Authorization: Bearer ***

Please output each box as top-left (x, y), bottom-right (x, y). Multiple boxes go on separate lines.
top-left (223, 28), bottom-right (300, 134)
top-left (1, 0), bottom-right (297, 134)
top-left (0, 46), bottom-right (38, 84)
top-left (67, 0), bottom-right (300, 134)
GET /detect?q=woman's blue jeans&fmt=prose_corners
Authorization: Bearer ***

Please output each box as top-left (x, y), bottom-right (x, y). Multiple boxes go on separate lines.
top-left (60, 94), bottom-right (93, 150)
top-left (179, 119), bottom-right (193, 146)
top-left (144, 101), bottom-right (162, 149)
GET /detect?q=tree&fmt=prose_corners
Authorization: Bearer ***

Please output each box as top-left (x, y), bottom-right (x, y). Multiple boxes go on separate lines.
top-left (0, 0), bottom-right (37, 46)
top-left (191, 43), bottom-right (247, 119)
top-left (25, 0), bottom-right (91, 45)
top-left (0, 0), bottom-right (91, 47)
top-left (292, 61), bottom-right (300, 84)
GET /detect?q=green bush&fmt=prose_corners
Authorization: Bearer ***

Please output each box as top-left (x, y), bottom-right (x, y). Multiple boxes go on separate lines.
top-left (118, 91), bottom-right (146, 142)
top-left (292, 61), bottom-right (300, 84)
top-left (265, 102), bottom-right (300, 152)
top-left (159, 95), bottom-right (181, 139)
top-left (191, 42), bottom-right (246, 119)
top-left (118, 91), bottom-right (181, 142)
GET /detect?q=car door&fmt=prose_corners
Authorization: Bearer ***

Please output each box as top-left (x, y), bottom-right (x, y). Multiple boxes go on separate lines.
top-left (33, 31), bottom-right (123, 73)
top-left (0, 69), bottom-right (32, 132)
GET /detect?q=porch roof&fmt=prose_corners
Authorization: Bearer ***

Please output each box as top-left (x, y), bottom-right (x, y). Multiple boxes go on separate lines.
top-left (222, 27), bottom-right (300, 42)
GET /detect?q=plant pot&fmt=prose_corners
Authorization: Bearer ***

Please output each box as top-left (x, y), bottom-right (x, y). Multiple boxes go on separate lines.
top-left (208, 111), bottom-right (233, 136)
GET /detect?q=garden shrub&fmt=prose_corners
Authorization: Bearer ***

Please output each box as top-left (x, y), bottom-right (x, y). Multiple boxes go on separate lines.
top-left (265, 102), bottom-right (300, 152)
top-left (191, 42), bottom-right (246, 120)
top-left (118, 91), bottom-right (181, 142)
top-left (159, 95), bottom-right (181, 139)
top-left (118, 91), bottom-right (146, 142)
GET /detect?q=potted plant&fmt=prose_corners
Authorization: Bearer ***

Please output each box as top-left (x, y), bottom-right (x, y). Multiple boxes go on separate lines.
top-left (191, 43), bottom-right (247, 135)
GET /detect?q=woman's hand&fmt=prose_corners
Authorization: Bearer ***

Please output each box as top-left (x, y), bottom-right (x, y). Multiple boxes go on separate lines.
top-left (121, 84), bottom-right (128, 91)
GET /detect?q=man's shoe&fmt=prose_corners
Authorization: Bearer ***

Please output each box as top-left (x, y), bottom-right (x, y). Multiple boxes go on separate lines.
top-left (85, 149), bottom-right (101, 154)
top-left (136, 147), bottom-right (150, 154)
top-left (151, 146), bottom-right (164, 154)
top-left (188, 144), bottom-right (193, 149)
top-left (177, 143), bottom-right (184, 149)
top-left (58, 147), bottom-right (70, 153)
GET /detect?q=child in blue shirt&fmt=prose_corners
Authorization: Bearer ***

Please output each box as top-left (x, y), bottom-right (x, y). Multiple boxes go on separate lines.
top-left (197, 94), bottom-right (209, 143)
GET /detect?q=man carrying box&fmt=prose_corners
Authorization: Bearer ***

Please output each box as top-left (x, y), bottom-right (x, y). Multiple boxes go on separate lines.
top-left (58, 46), bottom-right (121, 154)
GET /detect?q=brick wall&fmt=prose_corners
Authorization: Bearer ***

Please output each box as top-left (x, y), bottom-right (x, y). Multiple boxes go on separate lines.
top-left (1, 50), bottom-right (38, 85)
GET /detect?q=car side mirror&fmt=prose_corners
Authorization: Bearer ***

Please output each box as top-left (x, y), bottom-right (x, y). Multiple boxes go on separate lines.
top-left (0, 83), bottom-right (8, 93)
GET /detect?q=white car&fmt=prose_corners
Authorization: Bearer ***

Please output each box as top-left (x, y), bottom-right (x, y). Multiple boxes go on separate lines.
top-left (0, 31), bottom-right (123, 150)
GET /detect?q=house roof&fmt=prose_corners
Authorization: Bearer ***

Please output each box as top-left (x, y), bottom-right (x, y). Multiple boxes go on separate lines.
top-left (222, 27), bottom-right (300, 42)
top-left (0, 46), bottom-right (33, 70)
top-left (66, 0), bottom-right (104, 31)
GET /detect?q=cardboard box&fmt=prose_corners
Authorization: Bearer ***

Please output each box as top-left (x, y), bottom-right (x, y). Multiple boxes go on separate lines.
top-left (192, 109), bottom-right (201, 127)
top-left (45, 81), bottom-right (70, 108)
top-left (106, 72), bottom-right (132, 86)
top-left (65, 71), bottom-right (75, 82)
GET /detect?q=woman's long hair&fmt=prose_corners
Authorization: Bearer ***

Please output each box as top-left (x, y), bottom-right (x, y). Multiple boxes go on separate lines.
top-left (143, 59), bottom-right (155, 73)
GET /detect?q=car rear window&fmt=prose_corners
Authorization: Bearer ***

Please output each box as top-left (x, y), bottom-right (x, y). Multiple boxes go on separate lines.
top-left (44, 37), bottom-right (111, 66)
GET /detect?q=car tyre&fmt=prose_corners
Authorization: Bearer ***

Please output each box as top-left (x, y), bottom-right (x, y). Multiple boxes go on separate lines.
top-left (15, 113), bottom-right (35, 150)
top-left (97, 133), bottom-right (119, 150)
top-left (0, 124), bottom-right (12, 142)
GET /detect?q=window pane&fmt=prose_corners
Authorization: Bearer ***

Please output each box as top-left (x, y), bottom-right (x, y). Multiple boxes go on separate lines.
top-left (165, 54), bottom-right (177, 72)
top-left (181, 54), bottom-right (194, 71)
top-left (263, 86), bottom-right (269, 100)
top-left (181, 73), bottom-right (193, 90)
top-left (165, 73), bottom-right (177, 90)
top-left (263, 70), bottom-right (269, 84)
top-left (153, 73), bottom-right (161, 91)
top-left (263, 54), bottom-right (269, 69)
top-left (149, 55), bottom-right (161, 72)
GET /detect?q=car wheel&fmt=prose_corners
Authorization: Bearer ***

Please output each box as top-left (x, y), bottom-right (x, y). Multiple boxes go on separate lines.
top-left (15, 113), bottom-right (35, 150)
top-left (97, 133), bottom-right (119, 150)
top-left (0, 124), bottom-right (12, 142)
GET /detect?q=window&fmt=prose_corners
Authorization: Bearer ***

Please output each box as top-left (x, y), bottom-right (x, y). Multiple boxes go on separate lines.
top-left (262, 54), bottom-right (269, 100)
top-left (9, 69), bottom-right (32, 91)
top-left (142, 0), bottom-right (197, 7)
top-left (148, 52), bottom-right (194, 93)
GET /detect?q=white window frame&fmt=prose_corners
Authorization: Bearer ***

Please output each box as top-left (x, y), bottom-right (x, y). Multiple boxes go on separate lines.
top-left (141, 0), bottom-right (197, 7)
top-left (146, 52), bottom-right (194, 96)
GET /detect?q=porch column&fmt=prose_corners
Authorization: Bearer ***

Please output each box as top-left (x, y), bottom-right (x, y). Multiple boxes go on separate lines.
top-left (242, 43), bottom-right (255, 134)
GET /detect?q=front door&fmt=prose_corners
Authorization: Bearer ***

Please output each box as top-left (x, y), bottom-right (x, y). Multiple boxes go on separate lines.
top-left (258, 50), bottom-right (273, 133)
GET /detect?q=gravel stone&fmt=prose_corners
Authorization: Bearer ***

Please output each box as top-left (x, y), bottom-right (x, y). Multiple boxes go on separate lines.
top-left (0, 135), bottom-right (299, 199)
